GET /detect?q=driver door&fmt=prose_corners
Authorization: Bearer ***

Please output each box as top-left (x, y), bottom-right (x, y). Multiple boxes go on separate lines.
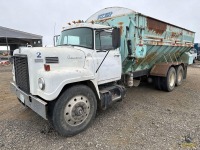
top-left (95, 30), bottom-right (121, 85)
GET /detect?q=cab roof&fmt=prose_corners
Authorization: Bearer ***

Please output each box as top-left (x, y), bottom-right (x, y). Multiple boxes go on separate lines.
top-left (62, 23), bottom-right (111, 31)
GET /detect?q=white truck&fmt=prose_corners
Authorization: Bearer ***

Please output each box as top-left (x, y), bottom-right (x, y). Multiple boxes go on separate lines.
top-left (11, 7), bottom-right (194, 136)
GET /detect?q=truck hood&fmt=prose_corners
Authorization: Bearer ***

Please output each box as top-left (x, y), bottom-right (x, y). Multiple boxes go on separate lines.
top-left (13, 46), bottom-right (86, 69)
top-left (13, 46), bottom-right (96, 99)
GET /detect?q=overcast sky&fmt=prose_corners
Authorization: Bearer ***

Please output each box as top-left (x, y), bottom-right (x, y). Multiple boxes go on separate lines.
top-left (0, 0), bottom-right (199, 45)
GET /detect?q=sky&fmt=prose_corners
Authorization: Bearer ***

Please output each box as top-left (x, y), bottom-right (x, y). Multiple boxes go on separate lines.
top-left (0, 0), bottom-right (199, 46)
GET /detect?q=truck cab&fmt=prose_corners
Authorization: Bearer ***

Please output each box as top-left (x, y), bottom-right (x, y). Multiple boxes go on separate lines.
top-left (11, 22), bottom-right (125, 136)
top-left (56, 23), bottom-right (122, 84)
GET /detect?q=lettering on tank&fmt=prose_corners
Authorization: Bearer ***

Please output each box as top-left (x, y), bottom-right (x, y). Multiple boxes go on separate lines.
top-left (97, 12), bottom-right (113, 20)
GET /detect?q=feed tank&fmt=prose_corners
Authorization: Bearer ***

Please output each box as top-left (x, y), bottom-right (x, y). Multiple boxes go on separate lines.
top-left (86, 7), bottom-right (195, 74)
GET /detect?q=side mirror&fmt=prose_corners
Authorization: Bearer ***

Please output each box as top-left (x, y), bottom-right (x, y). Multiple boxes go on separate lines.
top-left (112, 28), bottom-right (120, 49)
top-left (53, 35), bottom-right (60, 46)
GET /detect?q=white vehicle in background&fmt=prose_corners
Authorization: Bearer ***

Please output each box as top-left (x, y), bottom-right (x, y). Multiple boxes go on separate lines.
top-left (185, 48), bottom-right (197, 64)
top-left (189, 48), bottom-right (197, 63)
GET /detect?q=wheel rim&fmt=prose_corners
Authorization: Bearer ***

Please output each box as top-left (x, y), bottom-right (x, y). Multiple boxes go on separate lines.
top-left (64, 95), bottom-right (90, 126)
top-left (177, 70), bottom-right (183, 83)
top-left (169, 72), bottom-right (175, 87)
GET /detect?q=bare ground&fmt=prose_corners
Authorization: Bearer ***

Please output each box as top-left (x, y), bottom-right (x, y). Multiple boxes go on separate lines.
top-left (0, 62), bottom-right (200, 150)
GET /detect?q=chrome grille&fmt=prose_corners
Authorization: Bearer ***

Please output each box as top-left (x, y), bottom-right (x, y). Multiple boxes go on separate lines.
top-left (14, 55), bottom-right (30, 94)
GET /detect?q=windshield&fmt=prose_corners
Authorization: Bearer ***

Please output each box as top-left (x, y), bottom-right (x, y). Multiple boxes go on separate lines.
top-left (57, 28), bottom-right (93, 49)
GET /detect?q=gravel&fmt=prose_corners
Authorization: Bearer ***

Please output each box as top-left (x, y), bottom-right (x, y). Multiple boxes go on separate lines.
top-left (0, 62), bottom-right (200, 150)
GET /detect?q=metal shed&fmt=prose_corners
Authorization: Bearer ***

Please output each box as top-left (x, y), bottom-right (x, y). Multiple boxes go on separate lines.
top-left (0, 26), bottom-right (42, 55)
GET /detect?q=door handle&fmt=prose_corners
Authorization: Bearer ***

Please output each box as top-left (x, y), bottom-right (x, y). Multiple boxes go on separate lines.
top-left (114, 54), bottom-right (120, 57)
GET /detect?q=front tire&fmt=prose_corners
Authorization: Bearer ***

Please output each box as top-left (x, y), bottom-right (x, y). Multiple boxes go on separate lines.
top-left (52, 85), bottom-right (97, 136)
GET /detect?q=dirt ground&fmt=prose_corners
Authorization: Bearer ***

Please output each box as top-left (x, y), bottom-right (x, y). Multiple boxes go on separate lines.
top-left (0, 62), bottom-right (200, 150)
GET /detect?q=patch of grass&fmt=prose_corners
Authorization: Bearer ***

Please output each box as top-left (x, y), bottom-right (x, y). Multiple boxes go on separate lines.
top-left (181, 142), bottom-right (196, 149)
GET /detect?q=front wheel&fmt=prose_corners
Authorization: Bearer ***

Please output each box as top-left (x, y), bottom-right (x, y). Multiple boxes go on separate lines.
top-left (51, 85), bottom-right (97, 136)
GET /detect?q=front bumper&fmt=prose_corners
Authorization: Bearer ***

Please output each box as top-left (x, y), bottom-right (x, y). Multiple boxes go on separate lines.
top-left (10, 82), bottom-right (47, 120)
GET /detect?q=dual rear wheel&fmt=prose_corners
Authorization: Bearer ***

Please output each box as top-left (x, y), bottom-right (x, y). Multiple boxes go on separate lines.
top-left (154, 65), bottom-right (184, 92)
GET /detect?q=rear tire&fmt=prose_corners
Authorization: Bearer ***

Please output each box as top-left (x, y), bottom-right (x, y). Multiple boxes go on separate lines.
top-left (176, 65), bottom-right (184, 86)
top-left (162, 67), bottom-right (176, 92)
top-left (52, 85), bottom-right (97, 136)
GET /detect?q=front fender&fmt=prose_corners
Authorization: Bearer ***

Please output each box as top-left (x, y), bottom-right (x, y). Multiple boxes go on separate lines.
top-left (35, 68), bottom-right (95, 101)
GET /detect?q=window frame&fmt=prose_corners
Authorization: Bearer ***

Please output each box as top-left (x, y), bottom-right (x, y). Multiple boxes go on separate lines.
top-left (95, 29), bottom-right (114, 51)
top-left (57, 27), bottom-right (94, 50)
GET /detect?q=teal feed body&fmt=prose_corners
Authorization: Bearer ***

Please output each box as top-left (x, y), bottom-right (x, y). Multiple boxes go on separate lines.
top-left (86, 7), bottom-right (195, 74)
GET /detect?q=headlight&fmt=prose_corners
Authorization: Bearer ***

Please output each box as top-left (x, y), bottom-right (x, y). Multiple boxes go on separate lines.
top-left (38, 78), bottom-right (45, 90)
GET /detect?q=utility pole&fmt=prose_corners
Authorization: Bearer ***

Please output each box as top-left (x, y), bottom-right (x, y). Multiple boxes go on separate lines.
top-left (5, 30), bottom-right (9, 62)
top-left (5, 30), bottom-right (9, 54)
